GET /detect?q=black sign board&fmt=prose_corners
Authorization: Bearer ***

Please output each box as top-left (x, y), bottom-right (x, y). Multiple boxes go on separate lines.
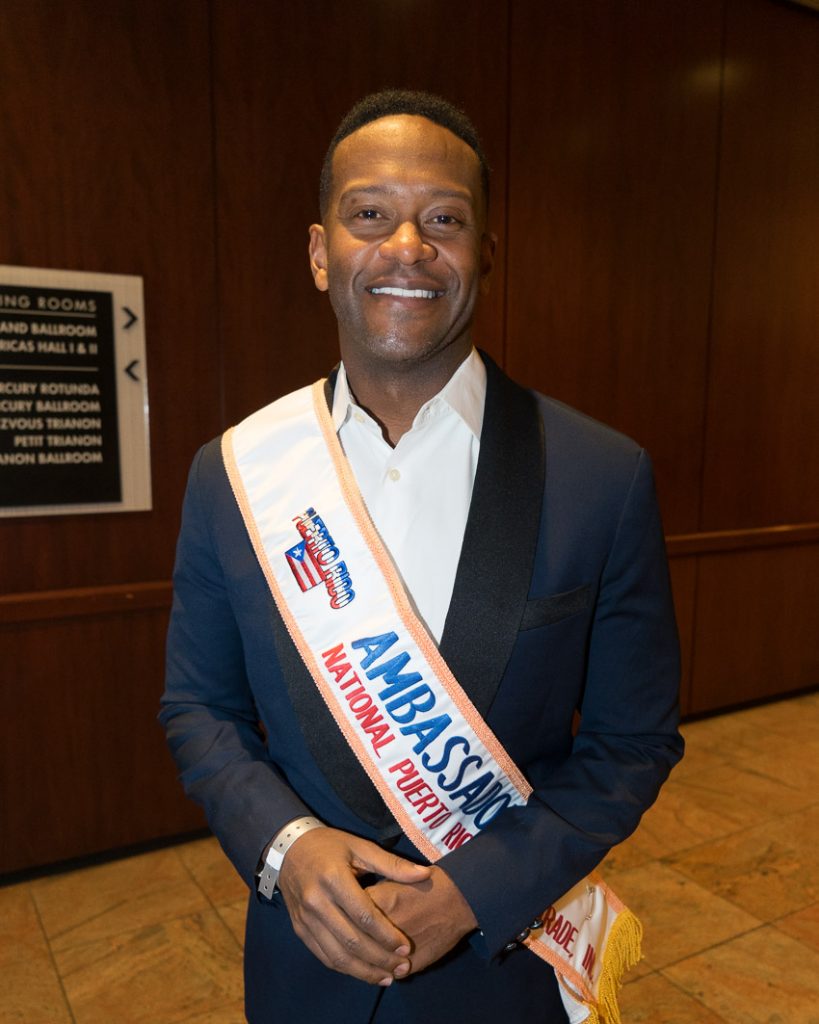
top-left (0, 284), bottom-right (122, 506)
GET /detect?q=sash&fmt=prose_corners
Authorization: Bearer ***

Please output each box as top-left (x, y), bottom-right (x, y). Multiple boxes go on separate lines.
top-left (222, 381), bottom-right (641, 1024)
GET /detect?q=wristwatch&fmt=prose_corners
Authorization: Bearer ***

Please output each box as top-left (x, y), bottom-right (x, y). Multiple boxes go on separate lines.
top-left (257, 816), bottom-right (325, 899)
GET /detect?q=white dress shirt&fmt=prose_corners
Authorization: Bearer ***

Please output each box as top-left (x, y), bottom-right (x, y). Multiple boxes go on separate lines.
top-left (332, 348), bottom-right (486, 644)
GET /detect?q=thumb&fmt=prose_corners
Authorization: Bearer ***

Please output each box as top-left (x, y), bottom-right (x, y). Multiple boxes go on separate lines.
top-left (351, 839), bottom-right (432, 883)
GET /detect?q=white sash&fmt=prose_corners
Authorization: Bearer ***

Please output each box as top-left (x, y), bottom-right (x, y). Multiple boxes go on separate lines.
top-left (222, 381), bottom-right (641, 1024)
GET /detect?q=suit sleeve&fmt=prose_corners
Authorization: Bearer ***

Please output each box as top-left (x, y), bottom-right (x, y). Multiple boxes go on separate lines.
top-left (159, 445), bottom-right (311, 887)
top-left (439, 449), bottom-right (683, 956)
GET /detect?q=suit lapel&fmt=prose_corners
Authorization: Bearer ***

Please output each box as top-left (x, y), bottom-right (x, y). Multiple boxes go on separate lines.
top-left (440, 353), bottom-right (545, 716)
top-left (278, 357), bottom-right (544, 833)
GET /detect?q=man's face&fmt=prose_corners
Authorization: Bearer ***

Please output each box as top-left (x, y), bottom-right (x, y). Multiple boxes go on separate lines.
top-left (309, 115), bottom-right (495, 372)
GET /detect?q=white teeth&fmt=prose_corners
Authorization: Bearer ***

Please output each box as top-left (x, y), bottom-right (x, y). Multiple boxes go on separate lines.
top-left (369, 287), bottom-right (441, 299)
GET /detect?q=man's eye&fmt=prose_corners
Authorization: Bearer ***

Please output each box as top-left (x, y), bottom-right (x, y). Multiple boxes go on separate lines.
top-left (431, 214), bottom-right (460, 226)
top-left (356, 209), bottom-right (381, 220)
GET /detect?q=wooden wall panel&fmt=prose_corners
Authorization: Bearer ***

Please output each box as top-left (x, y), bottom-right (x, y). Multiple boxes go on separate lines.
top-left (0, 609), bottom-right (203, 875)
top-left (505, 0), bottom-right (723, 534)
top-left (700, 0), bottom-right (819, 530)
top-left (2, 0), bottom-right (818, 876)
top-left (690, 543), bottom-right (819, 714)
top-left (211, 0), bottom-right (510, 426)
top-left (669, 556), bottom-right (698, 717)
top-left (0, 0), bottom-right (215, 873)
top-left (0, 1), bottom-right (220, 593)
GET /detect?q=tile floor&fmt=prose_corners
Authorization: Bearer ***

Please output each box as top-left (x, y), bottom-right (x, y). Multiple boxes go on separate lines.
top-left (2, 690), bottom-right (818, 1023)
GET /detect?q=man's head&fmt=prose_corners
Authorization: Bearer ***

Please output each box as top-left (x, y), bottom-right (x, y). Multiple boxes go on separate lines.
top-left (309, 91), bottom-right (496, 379)
top-left (319, 90), bottom-right (490, 221)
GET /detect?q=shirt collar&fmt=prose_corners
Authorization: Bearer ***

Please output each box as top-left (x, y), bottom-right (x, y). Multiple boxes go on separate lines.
top-left (331, 347), bottom-right (487, 439)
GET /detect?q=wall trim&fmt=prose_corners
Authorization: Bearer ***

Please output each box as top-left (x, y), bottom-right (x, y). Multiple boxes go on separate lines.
top-left (667, 522), bottom-right (819, 556)
top-left (0, 581), bottom-right (173, 624)
top-left (3, 521), bottom-right (819, 623)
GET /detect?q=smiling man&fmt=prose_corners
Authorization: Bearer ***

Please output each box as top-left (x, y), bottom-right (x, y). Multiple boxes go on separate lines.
top-left (161, 90), bottom-right (683, 1023)
top-left (308, 108), bottom-right (495, 446)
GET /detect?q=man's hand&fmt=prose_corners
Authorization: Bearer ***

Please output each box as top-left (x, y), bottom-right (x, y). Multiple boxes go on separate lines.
top-left (367, 866), bottom-right (478, 975)
top-left (277, 827), bottom-right (431, 986)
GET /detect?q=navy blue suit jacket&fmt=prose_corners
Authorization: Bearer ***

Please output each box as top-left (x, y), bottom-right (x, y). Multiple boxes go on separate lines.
top-left (160, 356), bottom-right (683, 1023)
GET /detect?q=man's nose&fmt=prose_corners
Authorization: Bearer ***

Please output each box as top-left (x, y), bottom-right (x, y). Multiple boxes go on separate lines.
top-left (378, 221), bottom-right (436, 264)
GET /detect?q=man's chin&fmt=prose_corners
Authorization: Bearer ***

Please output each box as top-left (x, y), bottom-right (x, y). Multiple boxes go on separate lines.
top-left (357, 333), bottom-right (470, 369)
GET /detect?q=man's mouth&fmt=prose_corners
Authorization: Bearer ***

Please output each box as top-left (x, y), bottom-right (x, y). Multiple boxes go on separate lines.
top-left (367, 286), bottom-right (444, 299)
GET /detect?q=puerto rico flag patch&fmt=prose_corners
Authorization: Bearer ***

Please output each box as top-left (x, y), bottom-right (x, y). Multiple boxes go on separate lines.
top-left (283, 507), bottom-right (356, 609)
top-left (285, 539), bottom-right (323, 592)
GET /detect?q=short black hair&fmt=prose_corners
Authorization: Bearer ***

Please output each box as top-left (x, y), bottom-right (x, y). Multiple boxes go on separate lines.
top-left (318, 89), bottom-right (490, 219)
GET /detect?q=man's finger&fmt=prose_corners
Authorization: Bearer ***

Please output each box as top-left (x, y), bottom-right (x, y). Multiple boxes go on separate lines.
top-left (347, 840), bottom-right (432, 885)
top-left (278, 827), bottom-right (419, 981)
top-left (291, 894), bottom-right (408, 985)
top-left (322, 861), bottom-right (415, 953)
top-left (367, 869), bottom-right (478, 975)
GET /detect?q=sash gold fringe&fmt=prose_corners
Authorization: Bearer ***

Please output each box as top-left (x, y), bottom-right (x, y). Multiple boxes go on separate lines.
top-left (582, 908), bottom-right (643, 1024)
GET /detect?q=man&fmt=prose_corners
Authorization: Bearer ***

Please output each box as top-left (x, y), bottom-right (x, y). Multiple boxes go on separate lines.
top-left (161, 90), bottom-right (683, 1023)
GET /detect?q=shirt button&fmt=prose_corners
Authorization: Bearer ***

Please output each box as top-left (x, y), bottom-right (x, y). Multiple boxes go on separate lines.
top-left (387, 468), bottom-right (401, 482)
top-left (354, 411), bottom-right (365, 424)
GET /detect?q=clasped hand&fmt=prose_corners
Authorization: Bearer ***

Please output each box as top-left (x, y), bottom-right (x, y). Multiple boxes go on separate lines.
top-left (277, 827), bottom-right (477, 986)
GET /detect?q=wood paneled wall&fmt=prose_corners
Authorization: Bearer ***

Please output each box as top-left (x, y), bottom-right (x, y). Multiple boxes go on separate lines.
top-left (507, 0), bottom-right (722, 535)
top-left (1, 0), bottom-right (817, 874)
top-left (505, 0), bottom-right (819, 716)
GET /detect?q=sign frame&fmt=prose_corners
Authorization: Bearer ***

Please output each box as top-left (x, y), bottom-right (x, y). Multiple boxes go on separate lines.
top-left (0, 265), bottom-right (151, 518)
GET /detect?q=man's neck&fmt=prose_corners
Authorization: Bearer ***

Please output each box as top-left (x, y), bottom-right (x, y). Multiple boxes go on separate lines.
top-left (342, 347), bottom-right (472, 446)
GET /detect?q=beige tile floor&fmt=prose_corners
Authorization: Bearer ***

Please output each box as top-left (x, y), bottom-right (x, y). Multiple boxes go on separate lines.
top-left (2, 690), bottom-right (818, 1023)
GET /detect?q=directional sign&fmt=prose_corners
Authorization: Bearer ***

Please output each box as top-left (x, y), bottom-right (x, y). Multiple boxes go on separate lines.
top-left (0, 266), bottom-right (151, 517)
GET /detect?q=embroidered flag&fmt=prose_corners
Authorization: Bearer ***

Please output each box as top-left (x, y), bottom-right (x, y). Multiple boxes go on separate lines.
top-left (285, 540), bottom-right (322, 591)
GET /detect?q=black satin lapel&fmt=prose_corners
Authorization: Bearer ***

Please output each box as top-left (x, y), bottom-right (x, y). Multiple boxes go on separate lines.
top-left (439, 354), bottom-right (545, 717)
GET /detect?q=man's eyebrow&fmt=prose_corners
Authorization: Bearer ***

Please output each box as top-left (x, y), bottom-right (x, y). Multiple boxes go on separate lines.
top-left (338, 184), bottom-right (474, 203)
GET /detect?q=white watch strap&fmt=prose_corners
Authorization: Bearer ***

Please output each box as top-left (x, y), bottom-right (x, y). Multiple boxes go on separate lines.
top-left (257, 816), bottom-right (325, 899)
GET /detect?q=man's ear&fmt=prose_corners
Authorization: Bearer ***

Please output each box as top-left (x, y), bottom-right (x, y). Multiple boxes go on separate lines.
top-left (479, 231), bottom-right (497, 296)
top-left (308, 224), bottom-right (329, 292)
